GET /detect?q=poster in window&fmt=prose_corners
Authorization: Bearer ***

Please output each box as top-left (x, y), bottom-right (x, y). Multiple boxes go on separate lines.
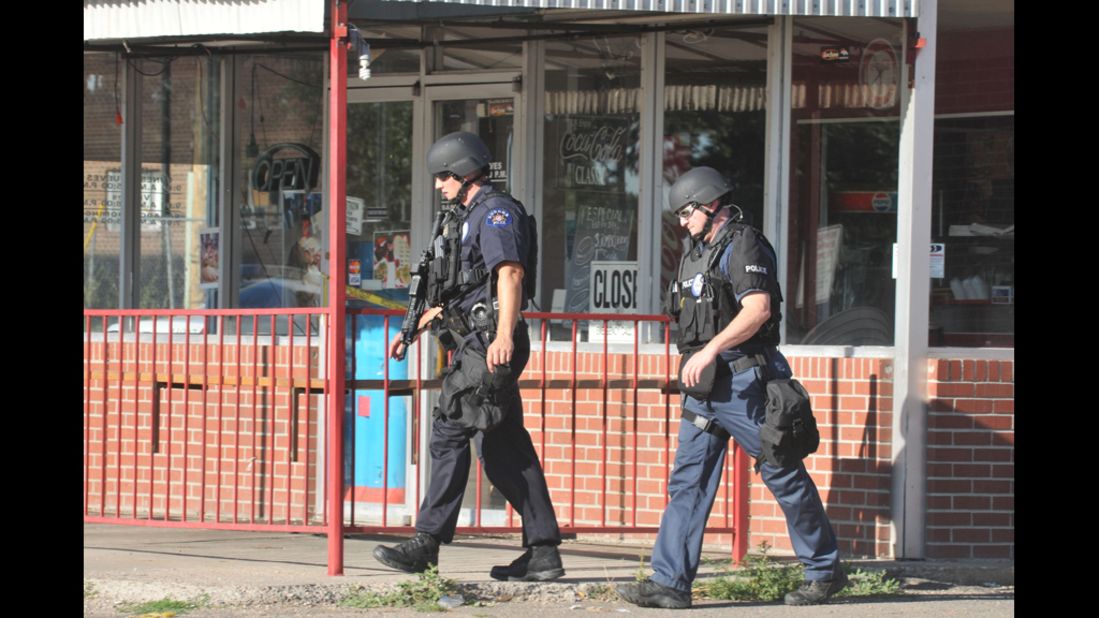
top-left (373, 231), bottom-right (411, 289)
top-left (200, 228), bottom-right (219, 289)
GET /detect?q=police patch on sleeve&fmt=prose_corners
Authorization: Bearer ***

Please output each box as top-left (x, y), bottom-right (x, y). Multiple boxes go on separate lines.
top-left (486, 209), bottom-right (512, 228)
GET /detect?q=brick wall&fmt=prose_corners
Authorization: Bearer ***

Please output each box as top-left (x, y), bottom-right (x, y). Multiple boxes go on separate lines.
top-left (83, 334), bottom-right (323, 525)
top-left (84, 334), bottom-right (1014, 559)
top-left (926, 358), bottom-right (1014, 559)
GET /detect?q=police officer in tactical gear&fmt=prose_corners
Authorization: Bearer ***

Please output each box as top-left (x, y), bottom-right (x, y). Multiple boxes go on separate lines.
top-left (616, 167), bottom-right (847, 609)
top-left (374, 131), bottom-right (565, 582)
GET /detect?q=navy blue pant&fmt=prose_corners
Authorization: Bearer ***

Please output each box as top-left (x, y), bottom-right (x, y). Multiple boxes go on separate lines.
top-left (415, 324), bottom-right (561, 547)
top-left (650, 348), bottom-right (839, 593)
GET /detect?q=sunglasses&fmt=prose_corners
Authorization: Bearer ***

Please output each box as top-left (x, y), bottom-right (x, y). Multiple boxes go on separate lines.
top-left (434, 171), bottom-right (460, 182)
top-left (675, 202), bottom-right (705, 220)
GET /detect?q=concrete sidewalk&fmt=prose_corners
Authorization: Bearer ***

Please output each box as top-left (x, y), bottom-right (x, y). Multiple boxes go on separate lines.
top-left (83, 523), bottom-right (1013, 610)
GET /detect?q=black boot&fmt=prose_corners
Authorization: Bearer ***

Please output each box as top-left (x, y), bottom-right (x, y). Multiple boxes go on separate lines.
top-left (784, 568), bottom-right (849, 605)
top-left (616, 578), bottom-right (692, 609)
top-left (372, 532), bottom-right (439, 574)
top-left (489, 545), bottom-right (565, 581)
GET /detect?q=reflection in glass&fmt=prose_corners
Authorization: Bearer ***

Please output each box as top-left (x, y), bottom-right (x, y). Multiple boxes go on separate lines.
top-left (347, 101), bottom-right (414, 309)
top-left (661, 23), bottom-right (769, 313)
top-left (541, 35), bottom-right (641, 341)
top-left (84, 52), bottom-right (123, 308)
top-left (136, 55), bottom-right (220, 310)
top-left (786, 18), bottom-right (903, 345)
top-left (235, 54), bottom-right (326, 310)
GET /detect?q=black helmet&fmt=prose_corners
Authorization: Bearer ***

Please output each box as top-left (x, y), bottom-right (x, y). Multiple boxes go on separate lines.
top-left (667, 166), bottom-right (731, 211)
top-left (426, 131), bottom-right (491, 178)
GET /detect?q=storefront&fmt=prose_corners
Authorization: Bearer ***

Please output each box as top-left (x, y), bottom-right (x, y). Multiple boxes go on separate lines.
top-left (84, 0), bottom-right (1013, 560)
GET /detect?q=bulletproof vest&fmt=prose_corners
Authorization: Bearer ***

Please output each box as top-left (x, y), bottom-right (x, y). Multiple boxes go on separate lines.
top-left (667, 223), bottom-right (782, 352)
top-left (436, 188), bottom-right (538, 306)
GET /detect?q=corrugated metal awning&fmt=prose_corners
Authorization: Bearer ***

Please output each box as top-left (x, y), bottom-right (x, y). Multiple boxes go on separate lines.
top-left (84, 0), bottom-right (327, 42)
top-left (380, 0), bottom-right (918, 18)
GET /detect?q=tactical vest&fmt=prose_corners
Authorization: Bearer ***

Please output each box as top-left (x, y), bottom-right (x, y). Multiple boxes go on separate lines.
top-left (430, 188), bottom-right (538, 308)
top-left (666, 223), bottom-right (782, 352)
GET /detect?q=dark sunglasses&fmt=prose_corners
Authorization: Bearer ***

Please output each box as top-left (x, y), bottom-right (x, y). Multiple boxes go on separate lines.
top-left (434, 171), bottom-right (460, 182)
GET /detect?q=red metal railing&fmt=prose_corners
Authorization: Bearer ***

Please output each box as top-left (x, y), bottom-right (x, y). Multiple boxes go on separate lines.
top-left (83, 307), bottom-right (751, 567)
top-left (83, 308), bottom-right (328, 532)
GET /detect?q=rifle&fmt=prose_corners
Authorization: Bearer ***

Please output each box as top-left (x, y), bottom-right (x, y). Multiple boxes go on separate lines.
top-left (394, 210), bottom-right (447, 361)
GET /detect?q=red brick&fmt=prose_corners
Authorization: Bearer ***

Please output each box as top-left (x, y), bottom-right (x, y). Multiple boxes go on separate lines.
top-left (931, 383), bottom-right (975, 398)
top-left (929, 414), bottom-right (974, 430)
top-left (975, 383), bottom-right (1013, 398)
top-left (929, 447), bottom-right (973, 462)
top-left (953, 431), bottom-right (992, 446)
top-left (972, 512), bottom-right (1011, 527)
top-left (929, 479), bottom-right (971, 493)
top-left (973, 480), bottom-right (1011, 494)
top-left (990, 529), bottom-right (1014, 543)
top-left (954, 399), bottom-right (995, 414)
top-left (992, 399), bottom-right (1014, 414)
top-left (927, 511), bottom-right (972, 526)
top-left (954, 496), bottom-right (991, 510)
top-left (974, 448), bottom-right (1012, 462)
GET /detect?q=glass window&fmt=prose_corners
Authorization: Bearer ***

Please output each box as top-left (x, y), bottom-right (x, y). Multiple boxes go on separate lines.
top-left (661, 23), bottom-right (769, 312)
top-left (430, 25), bottom-right (524, 72)
top-left (541, 35), bottom-right (642, 340)
top-left (346, 101), bottom-right (415, 308)
top-left (785, 18), bottom-right (904, 345)
top-left (929, 8), bottom-right (1013, 347)
top-left (135, 55), bottom-right (220, 309)
top-left (84, 52), bottom-right (123, 308)
top-left (236, 54), bottom-right (327, 309)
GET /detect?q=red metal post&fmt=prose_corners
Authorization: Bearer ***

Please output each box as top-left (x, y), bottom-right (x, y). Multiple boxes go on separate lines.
top-left (326, 0), bottom-right (349, 576)
top-left (216, 315), bottom-right (225, 523)
top-left (200, 322), bottom-right (208, 522)
top-left (732, 444), bottom-right (750, 563)
top-left (133, 322), bottom-right (141, 518)
top-left (600, 319), bottom-right (607, 528)
top-left (183, 318), bottom-right (192, 521)
top-left (569, 319), bottom-right (577, 526)
top-left (84, 315), bottom-right (91, 516)
top-left (383, 314), bottom-right (390, 527)
top-left (115, 318), bottom-right (124, 517)
top-left (150, 316), bottom-right (157, 520)
top-left (166, 323), bottom-right (174, 521)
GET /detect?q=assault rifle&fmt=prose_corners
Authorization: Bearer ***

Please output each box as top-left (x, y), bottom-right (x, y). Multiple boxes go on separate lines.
top-left (394, 210), bottom-right (447, 361)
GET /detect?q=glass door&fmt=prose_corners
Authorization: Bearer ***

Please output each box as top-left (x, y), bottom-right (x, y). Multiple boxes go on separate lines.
top-left (425, 85), bottom-right (518, 524)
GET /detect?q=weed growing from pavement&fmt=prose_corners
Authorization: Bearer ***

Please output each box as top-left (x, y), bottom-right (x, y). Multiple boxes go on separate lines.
top-left (83, 581), bottom-right (96, 598)
top-left (118, 594), bottom-right (208, 616)
top-left (635, 553), bottom-right (649, 581)
top-left (341, 564), bottom-right (460, 612)
top-left (836, 567), bottom-right (902, 597)
top-left (695, 542), bottom-right (902, 602)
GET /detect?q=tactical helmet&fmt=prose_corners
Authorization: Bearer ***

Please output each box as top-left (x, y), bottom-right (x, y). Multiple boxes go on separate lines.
top-left (426, 131), bottom-right (492, 178)
top-left (667, 166), bottom-right (731, 212)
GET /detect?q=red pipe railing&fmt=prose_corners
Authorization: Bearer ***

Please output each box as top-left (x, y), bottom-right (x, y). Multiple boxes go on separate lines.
top-left (84, 306), bottom-right (751, 569)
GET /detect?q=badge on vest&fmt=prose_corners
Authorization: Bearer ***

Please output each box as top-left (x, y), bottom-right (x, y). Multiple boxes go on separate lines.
top-left (486, 209), bottom-right (512, 227)
top-left (689, 273), bottom-right (705, 298)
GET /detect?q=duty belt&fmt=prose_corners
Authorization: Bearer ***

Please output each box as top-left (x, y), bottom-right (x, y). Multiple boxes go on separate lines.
top-left (731, 352), bottom-right (769, 375)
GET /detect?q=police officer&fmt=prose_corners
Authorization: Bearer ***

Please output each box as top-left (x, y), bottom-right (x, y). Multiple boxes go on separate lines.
top-left (374, 131), bottom-right (565, 582)
top-left (616, 167), bottom-right (846, 608)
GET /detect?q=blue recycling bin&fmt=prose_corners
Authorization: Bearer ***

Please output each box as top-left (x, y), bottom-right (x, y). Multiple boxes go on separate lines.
top-left (347, 313), bottom-right (408, 504)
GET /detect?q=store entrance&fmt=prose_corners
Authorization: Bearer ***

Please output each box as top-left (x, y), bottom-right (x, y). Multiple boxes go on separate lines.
top-left (345, 81), bottom-right (519, 525)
